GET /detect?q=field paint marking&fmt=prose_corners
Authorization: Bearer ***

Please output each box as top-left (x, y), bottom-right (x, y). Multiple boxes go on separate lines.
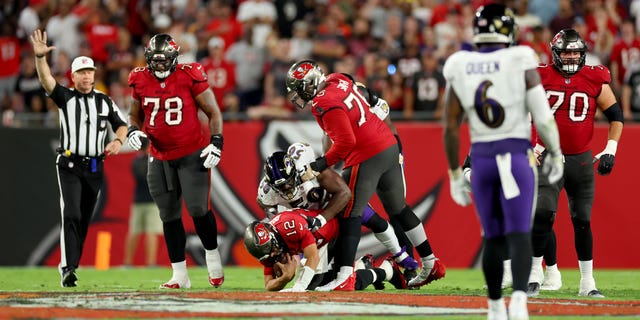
top-left (6, 293), bottom-right (486, 316)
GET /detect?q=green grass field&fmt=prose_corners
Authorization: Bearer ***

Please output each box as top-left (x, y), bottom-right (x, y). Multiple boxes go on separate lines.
top-left (1, 266), bottom-right (638, 296)
top-left (0, 266), bottom-right (639, 319)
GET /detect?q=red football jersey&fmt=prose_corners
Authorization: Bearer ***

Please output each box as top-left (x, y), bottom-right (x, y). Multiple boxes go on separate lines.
top-left (311, 73), bottom-right (396, 168)
top-left (262, 209), bottom-right (338, 276)
top-left (128, 63), bottom-right (210, 160)
top-left (537, 64), bottom-right (610, 155)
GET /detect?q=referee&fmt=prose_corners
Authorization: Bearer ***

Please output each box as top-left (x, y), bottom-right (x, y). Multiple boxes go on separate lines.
top-left (31, 29), bottom-right (128, 287)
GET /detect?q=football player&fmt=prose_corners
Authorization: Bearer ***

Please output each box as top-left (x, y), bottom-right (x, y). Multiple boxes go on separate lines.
top-left (285, 60), bottom-right (445, 291)
top-left (442, 4), bottom-right (563, 319)
top-left (257, 143), bottom-right (419, 282)
top-left (243, 209), bottom-right (407, 292)
top-left (527, 29), bottom-right (624, 298)
top-left (127, 34), bottom-right (224, 289)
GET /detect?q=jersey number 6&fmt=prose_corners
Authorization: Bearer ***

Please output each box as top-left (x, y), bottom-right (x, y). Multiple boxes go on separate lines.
top-left (474, 80), bottom-right (505, 128)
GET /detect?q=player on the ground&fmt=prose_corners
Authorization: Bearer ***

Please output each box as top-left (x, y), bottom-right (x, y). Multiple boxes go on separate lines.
top-left (285, 60), bottom-right (444, 291)
top-left (257, 144), bottom-right (419, 277)
top-left (243, 209), bottom-right (407, 292)
top-left (527, 28), bottom-right (624, 298)
top-left (442, 4), bottom-right (563, 319)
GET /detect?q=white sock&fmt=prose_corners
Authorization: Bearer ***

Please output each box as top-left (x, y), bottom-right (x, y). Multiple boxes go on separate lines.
top-left (379, 260), bottom-right (393, 281)
top-left (171, 260), bottom-right (188, 279)
top-left (532, 256), bottom-right (543, 268)
top-left (546, 263), bottom-right (558, 273)
top-left (205, 248), bottom-right (223, 277)
top-left (579, 260), bottom-right (593, 280)
top-left (374, 224), bottom-right (402, 257)
top-left (421, 255), bottom-right (436, 269)
top-left (338, 266), bottom-right (353, 280)
top-left (405, 224), bottom-right (427, 247)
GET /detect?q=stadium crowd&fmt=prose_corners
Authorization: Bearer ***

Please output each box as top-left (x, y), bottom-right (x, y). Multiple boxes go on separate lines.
top-left (2, 0), bottom-right (640, 127)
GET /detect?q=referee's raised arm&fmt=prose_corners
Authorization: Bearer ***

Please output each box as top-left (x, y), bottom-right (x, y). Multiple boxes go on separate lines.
top-left (30, 29), bottom-right (56, 94)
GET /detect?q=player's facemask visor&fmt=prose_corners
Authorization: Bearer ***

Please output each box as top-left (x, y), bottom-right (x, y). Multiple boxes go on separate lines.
top-left (272, 175), bottom-right (299, 201)
top-left (259, 249), bottom-right (284, 267)
top-left (286, 89), bottom-right (312, 109)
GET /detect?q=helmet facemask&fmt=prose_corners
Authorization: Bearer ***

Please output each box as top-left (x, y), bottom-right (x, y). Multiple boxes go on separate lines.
top-left (145, 34), bottom-right (180, 79)
top-left (551, 29), bottom-right (586, 76)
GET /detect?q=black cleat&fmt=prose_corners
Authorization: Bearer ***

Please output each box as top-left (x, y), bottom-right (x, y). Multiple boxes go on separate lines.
top-left (387, 257), bottom-right (407, 289)
top-left (527, 282), bottom-right (540, 297)
top-left (61, 270), bottom-right (77, 287)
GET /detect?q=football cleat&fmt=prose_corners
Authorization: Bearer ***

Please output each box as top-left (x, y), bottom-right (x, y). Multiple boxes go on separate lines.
top-left (579, 278), bottom-right (604, 298)
top-left (209, 275), bottom-right (224, 288)
top-left (61, 269), bottom-right (78, 288)
top-left (526, 282), bottom-right (540, 297)
top-left (385, 257), bottom-right (407, 289)
top-left (160, 276), bottom-right (191, 289)
top-left (407, 258), bottom-right (445, 288)
top-left (315, 272), bottom-right (355, 291)
top-left (508, 291), bottom-right (529, 320)
top-left (355, 254), bottom-right (373, 271)
top-left (487, 298), bottom-right (507, 320)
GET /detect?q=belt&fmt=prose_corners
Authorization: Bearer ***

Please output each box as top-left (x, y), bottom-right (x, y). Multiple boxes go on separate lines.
top-left (57, 149), bottom-right (104, 172)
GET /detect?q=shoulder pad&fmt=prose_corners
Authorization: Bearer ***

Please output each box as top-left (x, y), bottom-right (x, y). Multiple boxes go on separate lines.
top-left (589, 65), bottom-right (611, 84)
top-left (179, 63), bottom-right (208, 82)
top-left (128, 66), bottom-right (149, 87)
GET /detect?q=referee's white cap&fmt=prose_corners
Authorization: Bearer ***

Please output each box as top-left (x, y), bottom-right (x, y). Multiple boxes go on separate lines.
top-left (71, 56), bottom-right (96, 73)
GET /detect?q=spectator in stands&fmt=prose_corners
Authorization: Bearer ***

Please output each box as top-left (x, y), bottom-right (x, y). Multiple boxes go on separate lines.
top-left (289, 20), bottom-right (313, 62)
top-left (17, 0), bottom-right (49, 41)
top-left (45, 0), bottom-right (85, 61)
top-left (549, 0), bottom-right (578, 35)
top-left (0, 21), bottom-right (20, 112)
top-left (621, 62), bottom-right (640, 120)
top-left (237, 0), bottom-right (277, 48)
top-left (609, 19), bottom-right (640, 93)
top-left (15, 52), bottom-right (47, 114)
top-left (225, 27), bottom-right (265, 111)
top-left (312, 14), bottom-right (348, 72)
top-left (201, 36), bottom-right (236, 113)
top-left (248, 38), bottom-right (294, 120)
top-left (404, 50), bottom-right (445, 120)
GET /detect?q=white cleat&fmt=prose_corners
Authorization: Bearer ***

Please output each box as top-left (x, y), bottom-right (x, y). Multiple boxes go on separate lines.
top-left (541, 266), bottom-right (562, 291)
top-left (160, 276), bottom-right (191, 289)
top-left (508, 291), bottom-right (529, 320)
top-left (579, 278), bottom-right (604, 298)
top-left (487, 297), bottom-right (507, 320)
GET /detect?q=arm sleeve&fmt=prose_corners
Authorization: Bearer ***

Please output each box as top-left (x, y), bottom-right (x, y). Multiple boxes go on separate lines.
top-left (321, 109), bottom-right (356, 166)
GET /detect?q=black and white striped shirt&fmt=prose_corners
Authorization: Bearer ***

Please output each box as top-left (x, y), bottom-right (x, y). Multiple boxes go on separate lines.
top-left (49, 84), bottom-right (127, 157)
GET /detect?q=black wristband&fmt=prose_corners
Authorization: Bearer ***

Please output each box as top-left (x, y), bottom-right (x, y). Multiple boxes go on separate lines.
top-left (127, 125), bottom-right (140, 137)
top-left (394, 134), bottom-right (403, 154)
top-left (211, 134), bottom-right (223, 150)
top-left (310, 156), bottom-right (328, 172)
top-left (36, 54), bottom-right (45, 58)
top-left (114, 138), bottom-right (123, 145)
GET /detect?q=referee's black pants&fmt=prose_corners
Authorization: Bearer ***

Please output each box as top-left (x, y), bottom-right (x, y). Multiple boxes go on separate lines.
top-left (56, 155), bottom-right (104, 272)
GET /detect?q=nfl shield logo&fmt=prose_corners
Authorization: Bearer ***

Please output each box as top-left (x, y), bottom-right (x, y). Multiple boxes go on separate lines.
top-left (160, 82), bottom-right (166, 88)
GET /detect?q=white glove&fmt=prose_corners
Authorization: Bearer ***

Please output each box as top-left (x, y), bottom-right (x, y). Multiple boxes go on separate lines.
top-left (127, 129), bottom-right (147, 151)
top-left (448, 168), bottom-right (471, 206)
top-left (200, 144), bottom-right (222, 168)
top-left (542, 150), bottom-right (564, 184)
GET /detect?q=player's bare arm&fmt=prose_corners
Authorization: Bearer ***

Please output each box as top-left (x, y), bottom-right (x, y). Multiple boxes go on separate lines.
top-left (316, 169), bottom-right (351, 221)
top-left (196, 88), bottom-right (223, 135)
top-left (128, 99), bottom-right (144, 129)
top-left (524, 68), bottom-right (542, 89)
top-left (442, 84), bottom-right (464, 170)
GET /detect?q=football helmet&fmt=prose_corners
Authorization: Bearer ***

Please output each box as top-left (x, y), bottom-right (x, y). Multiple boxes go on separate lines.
top-left (243, 221), bottom-right (284, 266)
top-left (264, 151), bottom-right (300, 200)
top-left (285, 60), bottom-right (325, 109)
top-left (145, 33), bottom-right (180, 79)
top-left (550, 29), bottom-right (587, 76)
top-left (472, 3), bottom-right (516, 45)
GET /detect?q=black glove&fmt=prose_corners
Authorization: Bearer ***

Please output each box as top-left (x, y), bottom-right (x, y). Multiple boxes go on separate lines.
top-left (310, 156), bottom-right (328, 173)
top-left (305, 215), bottom-right (326, 233)
top-left (597, 154), bottom-right (615, 175)
top-left (210, 134), bottom-right (224, 150)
